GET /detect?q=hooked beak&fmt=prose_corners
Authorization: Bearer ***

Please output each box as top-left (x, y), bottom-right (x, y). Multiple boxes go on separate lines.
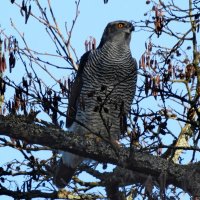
top-left (125, 24), bottom-right (135, 34)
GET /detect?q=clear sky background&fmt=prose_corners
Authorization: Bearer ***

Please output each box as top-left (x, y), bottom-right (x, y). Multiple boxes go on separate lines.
top-left (1, 0), bottom-right (148, 63)
top-left (0, 0), bottom-right (192, 199)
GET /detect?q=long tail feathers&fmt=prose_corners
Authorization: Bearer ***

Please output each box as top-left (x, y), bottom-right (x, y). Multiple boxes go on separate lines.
top-left (53, 159), bottom-right (76, 188)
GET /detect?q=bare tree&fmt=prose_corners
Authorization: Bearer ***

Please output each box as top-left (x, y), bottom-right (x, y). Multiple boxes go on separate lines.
top-left (0, 0), bottom-right (200, 199)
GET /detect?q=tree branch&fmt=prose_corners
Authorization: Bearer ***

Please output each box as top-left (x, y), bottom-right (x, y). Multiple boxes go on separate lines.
top-left (0, 114), bottom-right (200, 196)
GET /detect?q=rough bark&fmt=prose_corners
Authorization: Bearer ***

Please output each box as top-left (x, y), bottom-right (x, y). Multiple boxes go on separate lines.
top-left (0, 114), bottom-right (200, 196)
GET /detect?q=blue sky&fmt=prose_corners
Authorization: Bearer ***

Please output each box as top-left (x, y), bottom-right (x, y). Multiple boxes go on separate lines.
top-left (0, 0), bottom-right (193, 199)
top-left (0, 0), bottom-right (148, 60)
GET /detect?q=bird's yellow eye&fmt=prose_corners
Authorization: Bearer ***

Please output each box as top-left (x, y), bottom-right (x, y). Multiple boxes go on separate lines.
top-left (117, 23), bottom-right (125, 29)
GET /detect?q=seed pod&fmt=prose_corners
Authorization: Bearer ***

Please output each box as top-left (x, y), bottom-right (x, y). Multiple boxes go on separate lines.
top-left (52, 95), bottom-right (58, 125)
top-left (0, 38), bottom-right (2, 53)
top-left (22, 77), bottom-right (28, 92)
top-left (20, 99), bottom-right (24, 111)
top-left (145, 76), bottom-right (150, 96)
top-left (155, 75), bottom-right (160, 85)
top-left (85, 40), bottom-right (89, 52)
top-left (63, 79), bottom-right (67, 94)
top-left (3, 38), bottom-right (7, 52)
top-left (14, 95), bottom-right (20, 111)
top-left (168, 63), bottom-right (173, 77)
top-left (185, 64), bottom-right (193, 81)
top-left (163, 71), bottom-right (170, 83)
top-left (1, 54), bottom-right (7, 73)
top-left (146, 55), bottom-right (150, 67)
top-left (187, 107), bottom-right (195, 120)
top-left (9, 52), bottom-right (15, 73)
top-left (8, 100), bottom-right (11, 113)
top-left (152, 77), bottom-right (158, 99)
top-left (139, 53), bottom-right (146, 69)
top-left (148, 41), bottom-right (152, 52)
top-left (12, 101), bottom-right (16, 114)
top-left (13, 38), bottom-right (18, 54)
top-left (154, 7), bottom-right (164, 36)
top-left (88, 38), bottom-right (92, 51)
top-left (92, 38), bottom-right (96, 50)
top-left (0, 80), bottom-right (6, 95)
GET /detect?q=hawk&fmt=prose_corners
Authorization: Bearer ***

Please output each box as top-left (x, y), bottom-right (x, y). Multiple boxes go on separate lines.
top-left (54, 20), bottom-right (137, 187)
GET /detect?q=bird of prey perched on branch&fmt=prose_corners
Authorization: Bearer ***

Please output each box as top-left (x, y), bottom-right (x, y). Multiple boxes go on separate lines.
top-left (54, 20), bottom-right (137, 187)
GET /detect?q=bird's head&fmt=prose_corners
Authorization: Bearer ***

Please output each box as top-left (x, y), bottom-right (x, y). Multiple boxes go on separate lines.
top-left (99, 20), bottom-right (134, 47)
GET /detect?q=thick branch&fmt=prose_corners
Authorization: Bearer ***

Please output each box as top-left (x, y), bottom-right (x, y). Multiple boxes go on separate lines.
top-left (0, 115), bottom-right (200, 196)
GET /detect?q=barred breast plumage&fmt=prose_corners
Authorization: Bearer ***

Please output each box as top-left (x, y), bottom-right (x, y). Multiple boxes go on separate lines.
top-left (54, 20), bottom-right (137, 187)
